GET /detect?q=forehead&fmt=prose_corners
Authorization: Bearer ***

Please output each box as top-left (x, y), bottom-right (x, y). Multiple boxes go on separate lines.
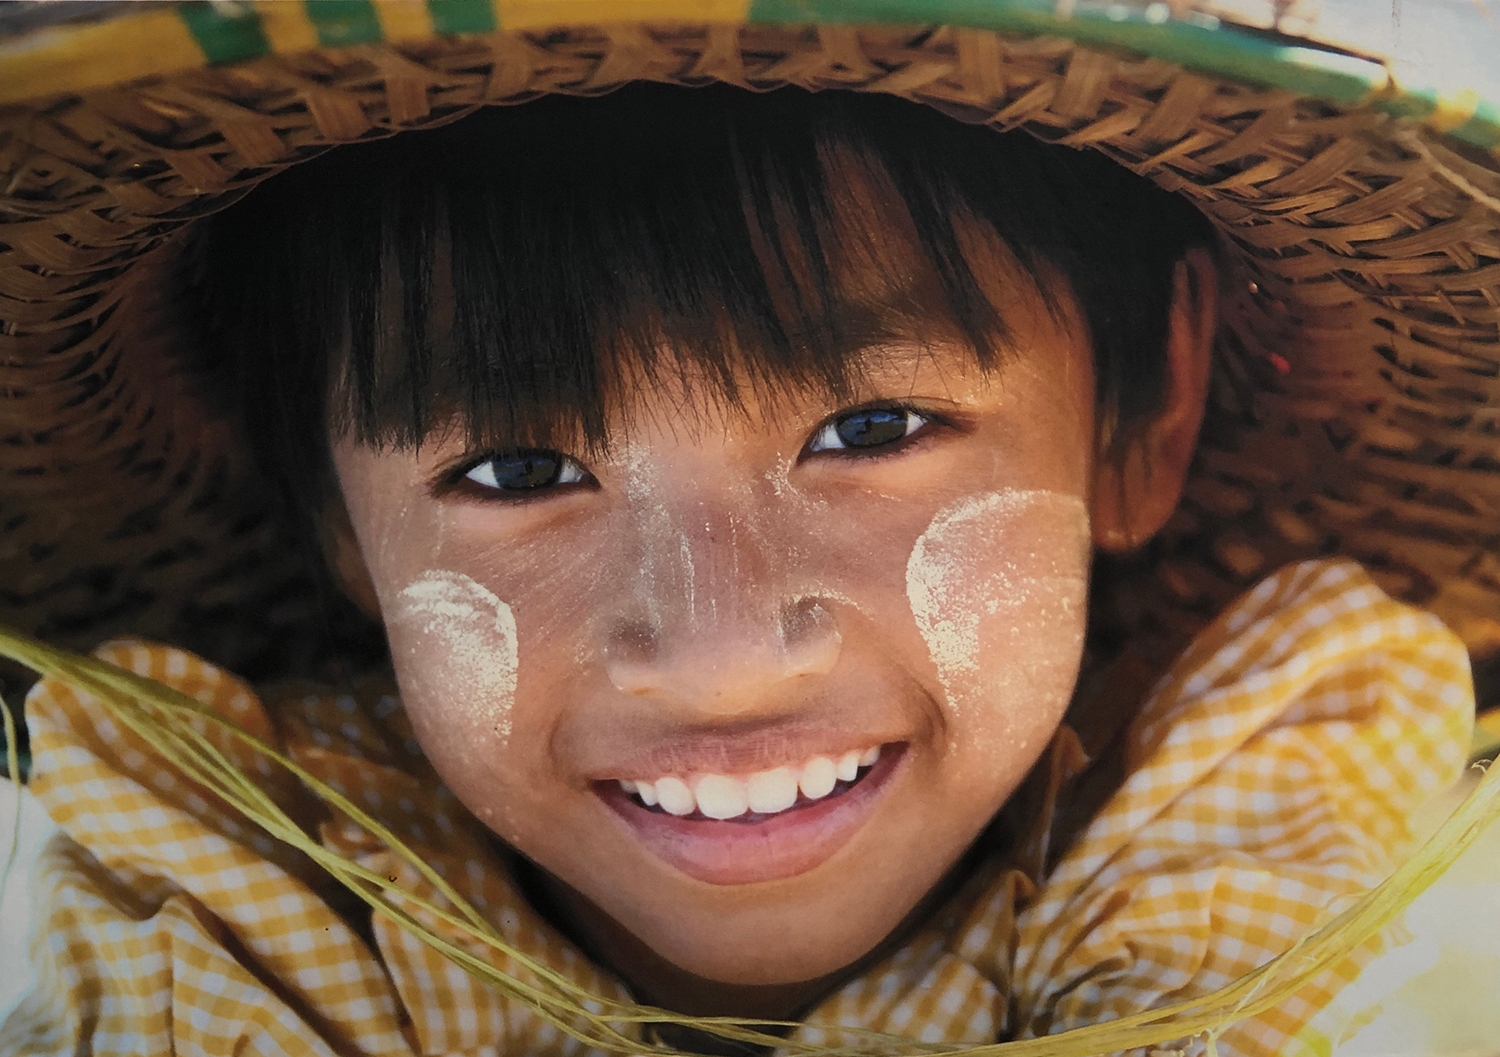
top-left (407, 244), bottom-right (1082, 468)
top-left (362, 222), bottom-right (1075, 473)
top-left (290, 89), bottom-right (1097, 464)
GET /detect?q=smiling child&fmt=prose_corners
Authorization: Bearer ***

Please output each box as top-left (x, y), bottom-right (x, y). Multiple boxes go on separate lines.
top-left (179, 83), bottom-right (1231, 1014)
top-left (1, 7), bottom-right (1494, 1057)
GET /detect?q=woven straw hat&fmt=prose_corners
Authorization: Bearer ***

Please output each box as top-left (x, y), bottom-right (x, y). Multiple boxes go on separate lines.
top-left (2, 0), bottom-right (1500, 718)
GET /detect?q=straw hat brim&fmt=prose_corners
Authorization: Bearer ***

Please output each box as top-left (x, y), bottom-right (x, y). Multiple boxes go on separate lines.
top-left (2, 0), bottom-right (1500, 704)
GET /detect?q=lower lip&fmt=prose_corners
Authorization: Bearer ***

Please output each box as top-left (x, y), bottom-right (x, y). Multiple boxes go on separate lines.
top-left (597, 746), bottom-right (906, 885)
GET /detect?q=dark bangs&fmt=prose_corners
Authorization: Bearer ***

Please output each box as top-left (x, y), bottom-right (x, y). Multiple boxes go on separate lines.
top-left (186, 83), bottom-right (1215, 521)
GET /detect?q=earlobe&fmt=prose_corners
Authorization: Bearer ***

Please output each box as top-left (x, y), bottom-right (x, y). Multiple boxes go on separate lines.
top-left (320, 493), bottom-right (384, 620)
top-left (1091, 247), bottom-right (1218, 553)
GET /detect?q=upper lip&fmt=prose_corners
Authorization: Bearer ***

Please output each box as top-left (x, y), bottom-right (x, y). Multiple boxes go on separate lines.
top-left (555, 680), bottom-right (926, 784)
top-left (601, 736), bottom-right (899, 781)
top-left (568, 717), bottom-right (910, 782)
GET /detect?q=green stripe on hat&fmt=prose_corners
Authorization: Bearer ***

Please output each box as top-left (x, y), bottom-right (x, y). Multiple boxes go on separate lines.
top-left (1452, 101), bottom-right (1500, 151)
top-left (428, 0), bottom-right (499, 35)
top-left (1382, 89), bottom-right (1500, 154)
top-left (746, 0), bottom-right (1385, 105)
top-left (1377, 87), bottom-right (1440, 121)
top-left (178, 1), bottom-right (271, 64)
top-left (308, 0), bottom-right (386, 47)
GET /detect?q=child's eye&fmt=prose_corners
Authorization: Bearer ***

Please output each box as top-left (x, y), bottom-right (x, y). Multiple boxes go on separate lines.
top-left (807, 407), bottom-right (929, 455)
top-left (461, 450), bottom-right (590, 494)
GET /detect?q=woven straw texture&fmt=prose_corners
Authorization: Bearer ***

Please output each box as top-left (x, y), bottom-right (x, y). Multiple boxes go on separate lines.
top-left (3, 17), bottom-right (1500, 691)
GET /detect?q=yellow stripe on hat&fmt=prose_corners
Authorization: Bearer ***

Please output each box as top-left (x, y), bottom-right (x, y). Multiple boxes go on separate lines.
top-left (252, 1), bottom-right (321, 53)
top-left (375, 0), bottom-right (439, 41)
top-left (0, 8), bottom-right (205, 105)
top-left (1430, 88), bottom-right (1482, 134)
top-left (494, 0), bottom-right (749, 30)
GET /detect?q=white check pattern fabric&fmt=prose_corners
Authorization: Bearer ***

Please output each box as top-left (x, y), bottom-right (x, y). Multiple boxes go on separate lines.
top-left (1, 559), bottom-right (1474, 1056)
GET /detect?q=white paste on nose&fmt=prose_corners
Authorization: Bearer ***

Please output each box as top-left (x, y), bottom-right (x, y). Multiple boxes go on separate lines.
top-left (905, 490), bottom-right (1088, 713)
top-left (394, 570), bottom-right (519, 741)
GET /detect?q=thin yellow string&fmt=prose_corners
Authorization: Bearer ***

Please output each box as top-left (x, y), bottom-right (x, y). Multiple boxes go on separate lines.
top-left (3, 624), bottom-right (1498, 1057)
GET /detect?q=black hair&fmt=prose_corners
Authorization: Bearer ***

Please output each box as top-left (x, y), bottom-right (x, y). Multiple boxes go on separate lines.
top-left (186, 83), bottom-right (1215, 543)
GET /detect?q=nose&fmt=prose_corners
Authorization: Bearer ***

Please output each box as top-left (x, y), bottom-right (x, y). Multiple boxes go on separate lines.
top-left (604, 596), bottom-right (842, 711)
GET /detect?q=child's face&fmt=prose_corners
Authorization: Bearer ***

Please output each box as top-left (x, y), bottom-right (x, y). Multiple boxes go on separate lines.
top-left (328, 212), bottom-right (1207, 995)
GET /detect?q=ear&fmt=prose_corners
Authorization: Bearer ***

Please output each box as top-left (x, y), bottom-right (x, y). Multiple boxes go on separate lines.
top-left (320, 490), bottom-right (384, 620)
top-left (1091, 247), bottom-right (1218, 553)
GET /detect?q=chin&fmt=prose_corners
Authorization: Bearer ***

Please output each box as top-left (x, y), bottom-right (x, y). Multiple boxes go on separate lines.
top-left (656, 926), bottom-right (888, 987)
top-left (609, 851), bottom-right (936, 983)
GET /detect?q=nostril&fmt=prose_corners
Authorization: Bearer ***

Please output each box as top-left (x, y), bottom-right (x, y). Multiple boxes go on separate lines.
top-left (607, 599), bottom-right (840, 704)
top-left (608, 618), bottom-right (660, 662)
top-left (780, 597), bottom-right (831, 646)
top-left (779, 598), bottom-right (841, 678)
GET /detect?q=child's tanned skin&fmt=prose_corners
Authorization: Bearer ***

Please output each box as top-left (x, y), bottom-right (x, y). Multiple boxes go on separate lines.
top-left (323, 197), bottom-right (1218, 1025)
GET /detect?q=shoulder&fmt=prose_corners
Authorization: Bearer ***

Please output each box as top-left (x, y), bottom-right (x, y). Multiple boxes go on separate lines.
top-left (1007, 559), bottom-right (1476, 1052)
top-left (1128, 558), bottom-right (1474, 847)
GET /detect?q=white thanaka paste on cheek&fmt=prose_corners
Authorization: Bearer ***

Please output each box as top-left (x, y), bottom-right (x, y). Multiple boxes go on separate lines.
top-left (394, 570), bottom-right (519, 741)
top-left (905, 489), bottom-right (1089, 716)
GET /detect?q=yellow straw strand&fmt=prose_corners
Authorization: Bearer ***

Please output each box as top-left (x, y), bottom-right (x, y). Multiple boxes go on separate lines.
top-left (3, 622), bottom-right (1498, 1057)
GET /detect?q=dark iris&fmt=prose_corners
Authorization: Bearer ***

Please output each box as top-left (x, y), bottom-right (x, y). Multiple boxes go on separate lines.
top-left (835, 408), bottom-right (910, 449)
top-left (485, 451), bottom-right (564, 490)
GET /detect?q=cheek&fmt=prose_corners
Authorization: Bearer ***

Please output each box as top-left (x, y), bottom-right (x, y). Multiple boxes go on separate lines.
top-left (385, 570), bottom-right (521, 759)
top-left (906, 489), bottom-right (1090, 755)
top-left (376, 531), bottom-right (625, 829)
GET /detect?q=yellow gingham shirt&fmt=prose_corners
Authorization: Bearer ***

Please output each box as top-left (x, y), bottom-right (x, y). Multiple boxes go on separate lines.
top-left (1, 559), bottom-right (1475, 1056)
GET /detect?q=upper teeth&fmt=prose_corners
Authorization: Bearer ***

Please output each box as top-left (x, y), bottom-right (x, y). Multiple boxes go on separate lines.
top-left (619, 745), bottom-right (882, 820)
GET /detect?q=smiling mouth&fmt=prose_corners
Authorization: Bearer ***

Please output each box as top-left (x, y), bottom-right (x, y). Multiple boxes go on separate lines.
top-left (617, 750), bottom-right (884, 824)
top-left (596, 743), bottom-right (907, 885)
